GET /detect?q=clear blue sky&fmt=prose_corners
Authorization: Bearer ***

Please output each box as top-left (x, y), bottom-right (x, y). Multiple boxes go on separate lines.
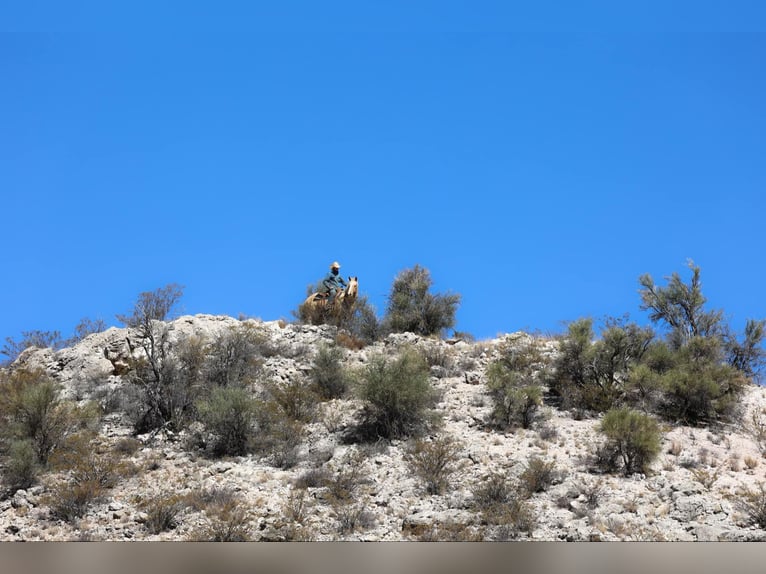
top-left (1, 2), bottom-right (764, 344)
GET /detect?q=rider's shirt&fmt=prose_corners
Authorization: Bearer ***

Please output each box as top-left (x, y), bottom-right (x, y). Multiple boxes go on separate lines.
top-left (323, 271), bottom-right (347, 293)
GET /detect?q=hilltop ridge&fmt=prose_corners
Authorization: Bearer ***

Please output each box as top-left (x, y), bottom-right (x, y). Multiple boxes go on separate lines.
top-left (2, 314), bottom-right (766, 541)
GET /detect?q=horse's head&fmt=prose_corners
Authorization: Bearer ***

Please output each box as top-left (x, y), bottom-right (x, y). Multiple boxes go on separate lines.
top-left (345, 276), bottom-right (359, 299)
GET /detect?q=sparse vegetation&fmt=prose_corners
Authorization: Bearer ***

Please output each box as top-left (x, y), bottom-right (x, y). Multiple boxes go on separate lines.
top-left (2, 260), bottom-right (764, 541)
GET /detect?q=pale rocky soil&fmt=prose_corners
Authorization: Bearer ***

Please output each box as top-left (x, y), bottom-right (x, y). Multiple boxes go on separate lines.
top-left (3, 314), bottom-right (766, 541)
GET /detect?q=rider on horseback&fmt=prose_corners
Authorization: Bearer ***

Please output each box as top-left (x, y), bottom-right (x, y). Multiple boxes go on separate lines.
top-left (322, 261), bottom-right (347, 304)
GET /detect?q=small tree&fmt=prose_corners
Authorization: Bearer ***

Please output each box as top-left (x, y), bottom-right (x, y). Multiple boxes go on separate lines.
top-left (116, 284), bottom-right (185, 432)
top-left (383, 265), bottom-right (460, 337)
top-left (638, 260), bottom-right (724, 349)
top-left (65, 317), bottom-right (107, 346)
top-left (724, 319), bottom-right (766, 380)
top-left (1, 330), bottom-right (63, 365)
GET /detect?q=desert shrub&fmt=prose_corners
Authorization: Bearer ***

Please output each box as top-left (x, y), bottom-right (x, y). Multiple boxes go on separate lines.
top-left (598, 407), bottom-right (661, 476)
top-left (420, 343), bottom-right (454, 372)
top-left (184, 486), bottom-right (239, 512)
top-left (355, 348), bottom-right (437, 439)
top-left (624, 363), bottom-right (664, 413)
top-left (472, 472), bottom-right (513, 510)
top-left (116, 283), bottom-right (184, 328)
top-left (310, 344), bottom-right (349, 400)
top-left (3, 439), bottom-right (39, 492)
top-left (1, 330), bottom-right (64, 365)
top-left (191, 502), bottom-right (252, 541)
top-left (195, 386), bottom-right (258, 456)
top-left (294, 467), bottom-right (330, 490)
top-left (656, 337), bottom-right (747, 425)
top-left (342, 296), bottom-right (382, 344)
top-left (47, 479), bottom-right (104, 523)
top-left (113, 437), bottom-right (142, 456)
top-left (486, 345), bottom-right (543, 430)
top-left (548, 318), bottom-right (653, 413)
top-left (738, 482), bottom-right (766, 529)
top-left (637, 262), bottom-right (758, 419)
top-left (324, 451), bottom-right (368, 502)
top-left (383, 265), bottom-right (461, 337)
top-left (332, 499), bottom-right (376, 535)
top-left (263, 378), bottom-right (318, 423)
top-left (203, 324), bottom-right (265, 387)
top-left (406, 435), bottom-right (461, 495)
top-left (49, 432), bottom-right (128, 489)
top-left (470, 472), bottom-right (536, 539)
top-left (519, 456), bottom-right (557, 496)
top-left (0, 369), bottom-right (99, 466)
top-left (140, 493), bottom-right (184, 534)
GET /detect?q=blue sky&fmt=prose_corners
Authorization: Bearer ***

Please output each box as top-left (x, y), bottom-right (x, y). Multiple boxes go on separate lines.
top-left (1, 2), bottom-right (764, 345)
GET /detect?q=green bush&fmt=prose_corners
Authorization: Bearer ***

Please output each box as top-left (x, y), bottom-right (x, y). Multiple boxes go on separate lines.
top-left (383, 265), bottom-right (461, 337)
top-left (638, 260), bottom-right (724, 350)
top-left (0, 369), bottom-right (99, 466)
top-left (3, 439), bottom-right (39, 492)
top-left (598, 407), bottom-right (661, 476)
top-left (310, 344), bottom-right (350, 400)
top-left (355, 349), bottom-right (436, 439)
top-left (486, 343), bottom-right (544, 429)
top-left (196, 386), bottom-right (258, 456)
top-left (549, 318), bottom-right (654, 413)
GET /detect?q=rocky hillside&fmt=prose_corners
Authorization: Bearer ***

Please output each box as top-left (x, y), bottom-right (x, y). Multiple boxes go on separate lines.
top-left (3, 314), bottom-right (766, 541)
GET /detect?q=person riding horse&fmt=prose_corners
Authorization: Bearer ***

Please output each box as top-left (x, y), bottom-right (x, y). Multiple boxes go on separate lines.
top-left (322, 261), bottom-right (347, 304)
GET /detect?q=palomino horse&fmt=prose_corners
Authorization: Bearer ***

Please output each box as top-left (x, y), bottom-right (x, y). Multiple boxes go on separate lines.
top-left (303, 276), bottom-right (359, 317)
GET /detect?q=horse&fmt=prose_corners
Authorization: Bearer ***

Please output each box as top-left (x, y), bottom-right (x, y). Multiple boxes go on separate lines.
top-left (302, 276), bottom-right (359, 319)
